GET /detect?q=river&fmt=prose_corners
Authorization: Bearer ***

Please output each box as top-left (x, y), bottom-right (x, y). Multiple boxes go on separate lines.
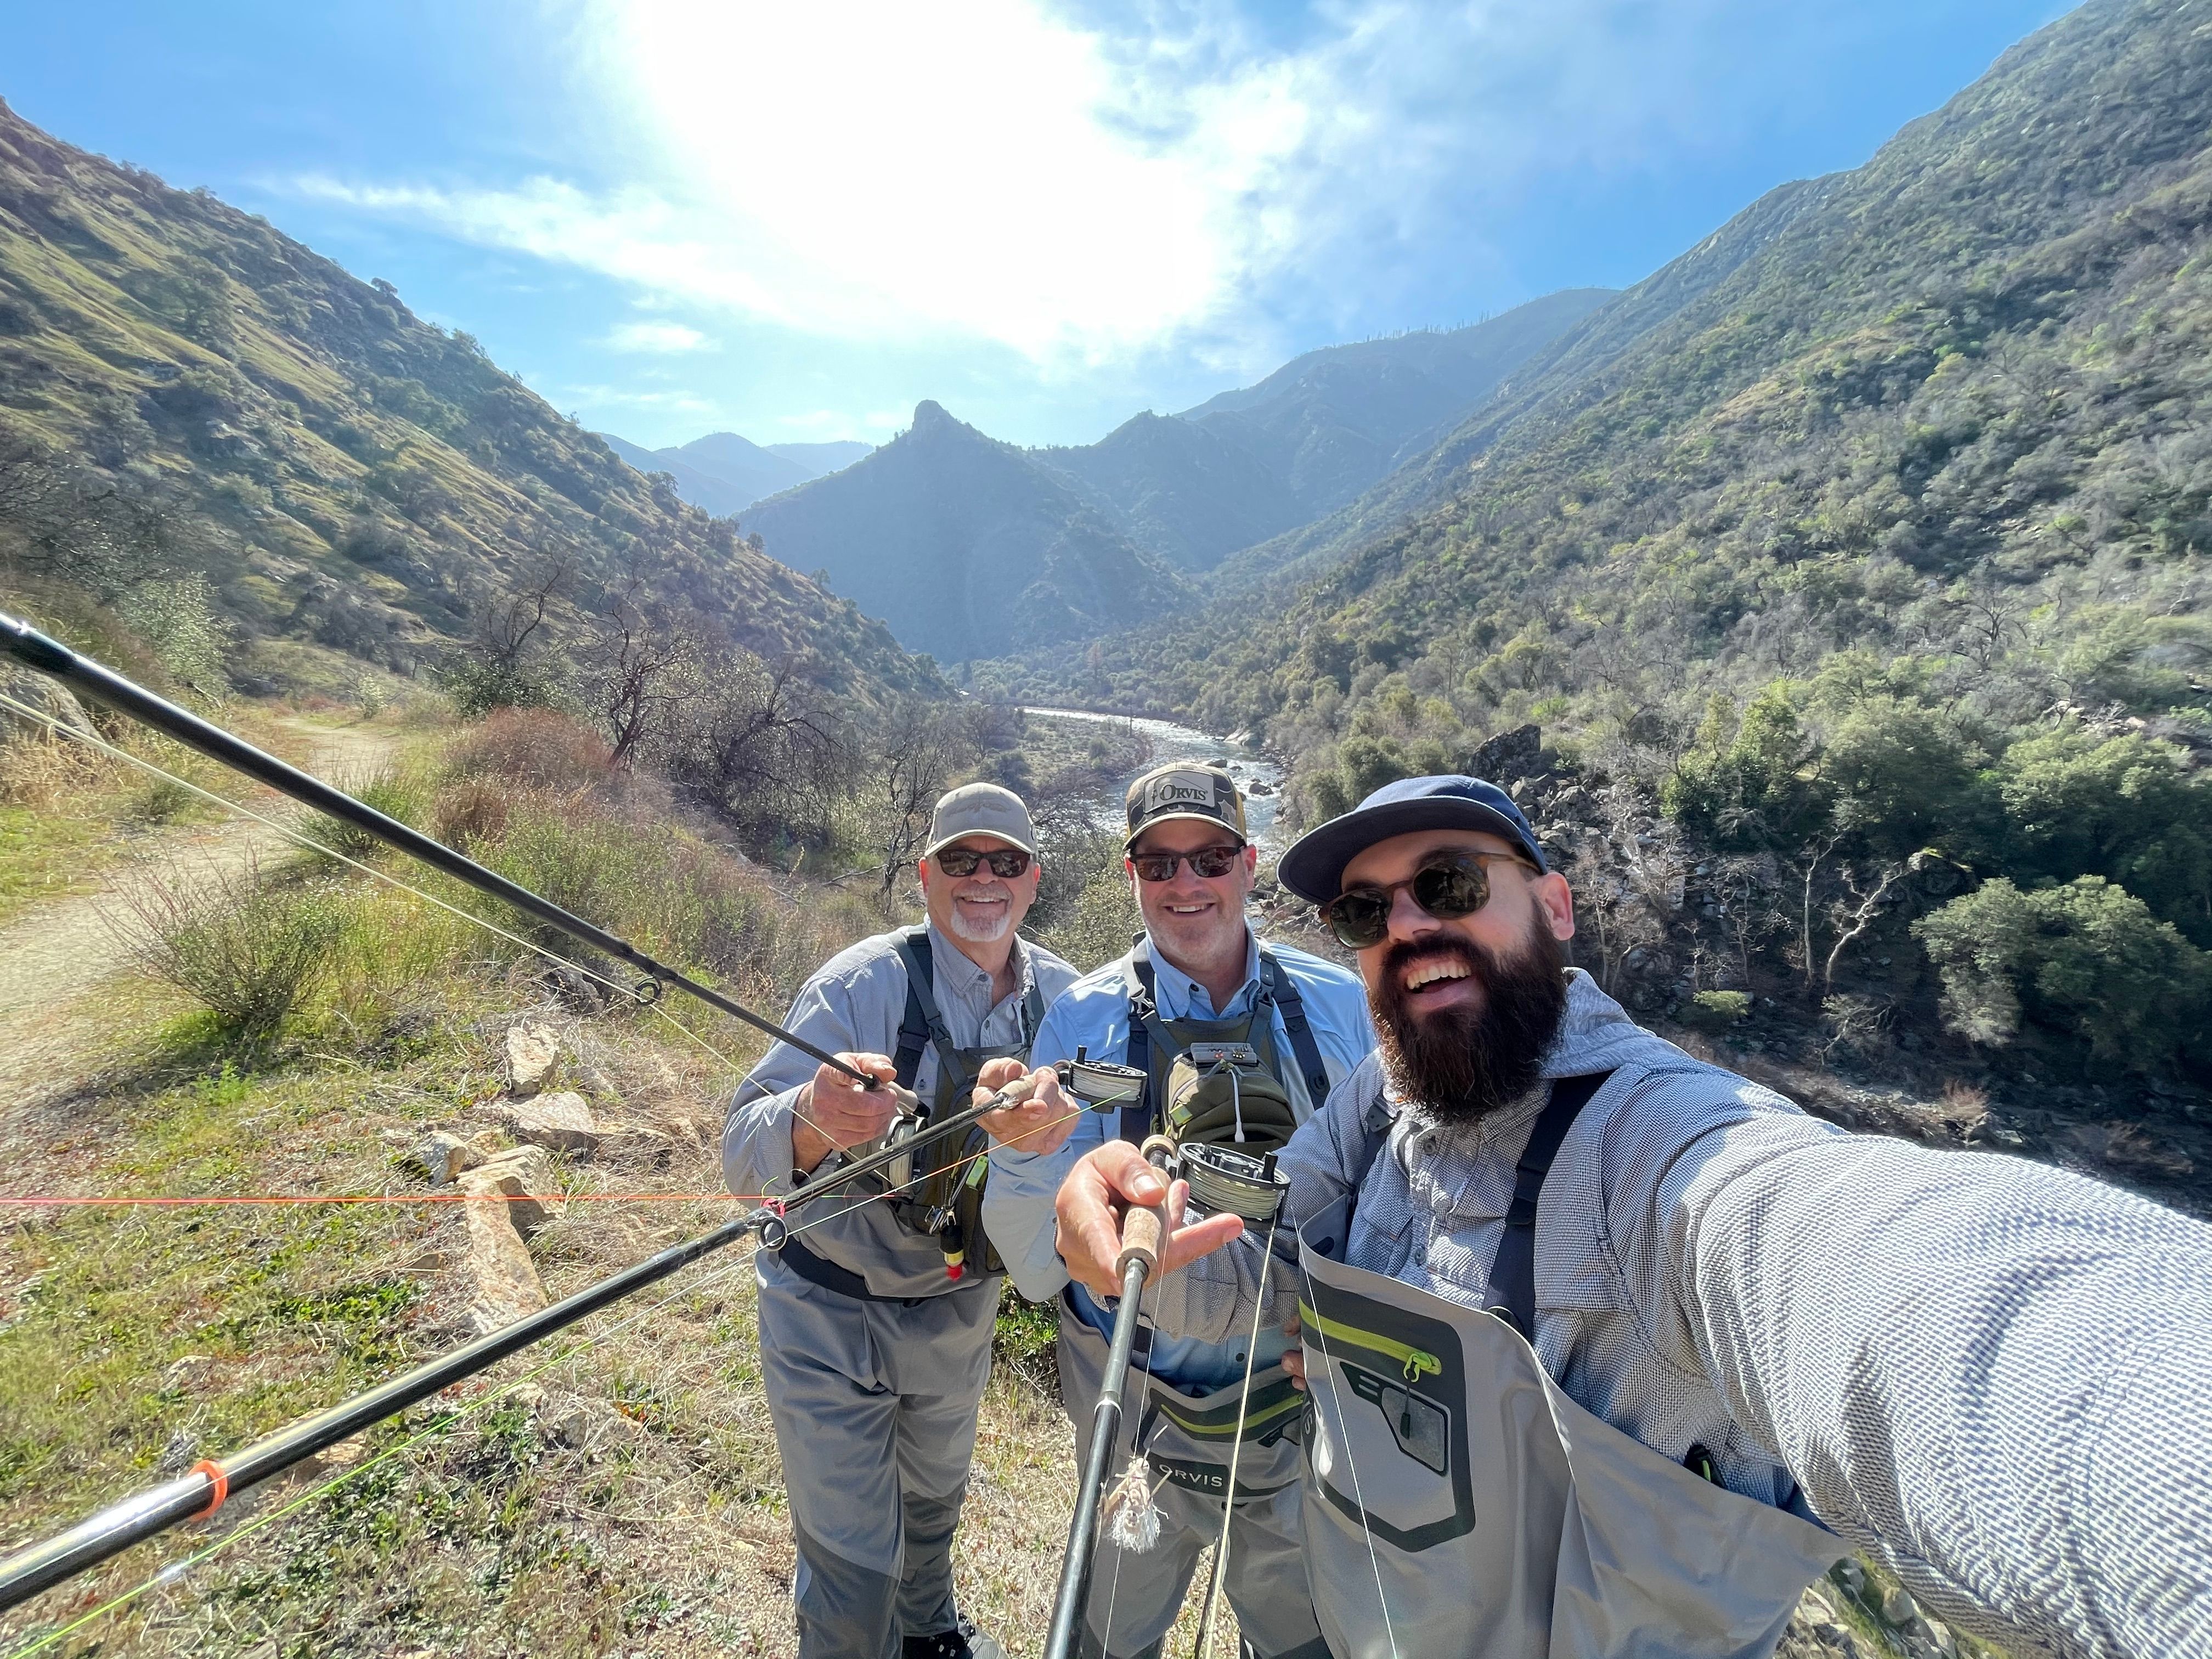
top-left (1025, 707), bottom-right (1288, 847)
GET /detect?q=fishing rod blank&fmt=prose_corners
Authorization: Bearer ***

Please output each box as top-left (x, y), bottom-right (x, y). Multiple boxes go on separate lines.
top-left (0, 1070), bottom-right (1048, 1615)
top-left (0, 607), bottom-right (875, 1089)
top-left (1040, 1136), bottom-right (1175, 1659)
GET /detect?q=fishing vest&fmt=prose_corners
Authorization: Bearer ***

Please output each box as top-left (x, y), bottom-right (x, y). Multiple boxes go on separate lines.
top-left (1115, 941), bottom-right (1333, 1153)
top-left (1295, 1073), bottom-right (1845, 1658)
top-left (884, 924), bottom-right (1046, 1280)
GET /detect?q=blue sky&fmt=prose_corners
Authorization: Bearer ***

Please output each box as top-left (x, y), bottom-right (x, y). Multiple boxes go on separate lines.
top-left (10, 1), bottom-right (2070, 450)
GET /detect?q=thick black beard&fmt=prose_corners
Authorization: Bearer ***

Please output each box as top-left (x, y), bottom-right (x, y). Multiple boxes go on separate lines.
top-left (1373, 917), bottom-right (1569, 1124)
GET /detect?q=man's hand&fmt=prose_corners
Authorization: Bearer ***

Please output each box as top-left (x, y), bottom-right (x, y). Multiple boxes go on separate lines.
top-left (1054, 1140), bottom-right (1245, 1299)
top-left (789, 1053), bottom-right (900, 1172)
top-left (973, 1059), bottom-right (1079, 1155)
top-left (1282, 1314), bottom-right (1306, 1391)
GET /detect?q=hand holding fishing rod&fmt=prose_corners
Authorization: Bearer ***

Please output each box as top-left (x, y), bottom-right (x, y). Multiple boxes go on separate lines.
top-left (1041, 1135), bottom-right (1176, 1659)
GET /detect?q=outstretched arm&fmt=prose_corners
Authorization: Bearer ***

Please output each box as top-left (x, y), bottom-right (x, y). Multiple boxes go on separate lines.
top-left (1664, 1116), bottom-right (2212, 1658)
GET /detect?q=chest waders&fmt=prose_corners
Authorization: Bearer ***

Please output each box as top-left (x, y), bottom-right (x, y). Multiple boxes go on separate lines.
top-left (780, 927), bottom-right (1043, 1301)
top-left (1295, 1074), bottom-right (1847, 1659)
top-left (1075, 944), bottom-right (1334, 1480)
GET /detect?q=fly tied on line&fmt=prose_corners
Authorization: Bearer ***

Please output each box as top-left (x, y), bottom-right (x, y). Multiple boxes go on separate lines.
top-left (0, 606), bottom-right (1093, 1618)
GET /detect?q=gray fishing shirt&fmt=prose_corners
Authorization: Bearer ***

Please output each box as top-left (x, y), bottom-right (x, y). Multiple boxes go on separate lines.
top-left (1144, 969), bottom-right (2212, 1659)
top-left (723, 922), bottom-right (1080, 1299)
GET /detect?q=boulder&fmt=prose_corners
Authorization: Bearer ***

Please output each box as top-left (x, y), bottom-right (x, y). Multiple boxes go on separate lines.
top-left (1881, 1585), bottom-right (1919, 1627)
top-left (503, 1019), bottom-right (562, 1097)
top-left (415, 1129), bottom-right (479, 1186)
top-left (459, 1144), bottom-right (560, 1234)
top-left (1468, 723), bottom-right (1549, 785)
top-left (1, 667), bottom-right (96, 743)
top-left (455, 1192), bottom-right (545, 1335)
top-left (498, 1090), bottom-right (599, 1154)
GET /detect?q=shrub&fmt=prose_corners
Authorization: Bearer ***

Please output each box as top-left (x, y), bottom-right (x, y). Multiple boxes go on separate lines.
top-left (302, 757), bottom-right (441, 862)
top-left (110, 860), bottom-right (348, 1049)
top-left (1684, 990), bottom-right (1752, 1030)
top-left (450, 708), bottom-right (613, 794)
top-left (1039, 851), bottom-right (1141, 974)
top-left (1914, 876), bottom-right (2212, 1073)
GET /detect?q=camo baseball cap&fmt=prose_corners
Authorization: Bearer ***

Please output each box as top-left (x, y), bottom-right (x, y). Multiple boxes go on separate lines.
top-left (1124, 761), bottom-right (1248, 848)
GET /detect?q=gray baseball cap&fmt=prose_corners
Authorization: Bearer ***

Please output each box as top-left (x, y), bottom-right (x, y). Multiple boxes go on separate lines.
top-left (924, 782), bottom-right (1038, 859)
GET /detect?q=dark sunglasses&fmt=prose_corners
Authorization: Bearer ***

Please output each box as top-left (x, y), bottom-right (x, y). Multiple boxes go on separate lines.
top-left (934, 846), bottom-right (1032, 878)
top-left (1130, 844), bottom-right (1245, 883)
top-left (1322, 853), bottom-right (1536, 949)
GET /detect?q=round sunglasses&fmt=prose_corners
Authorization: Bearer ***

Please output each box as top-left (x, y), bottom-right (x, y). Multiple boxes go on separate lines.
top-left (933, 846), bottom-right (1033, 878)
top-left (1130, 843), bottom-right (1245, 883)
top-left (1322, 852), bottom-right (1537, 949)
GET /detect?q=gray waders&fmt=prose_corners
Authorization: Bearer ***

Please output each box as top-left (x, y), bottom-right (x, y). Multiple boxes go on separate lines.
top-left (1062, 945), bottom-right (1334, 1659)
top-left (1295, 1076), bottom-right (1846, 1659)
top-left (768, 928), bottom-right (1041, 1658)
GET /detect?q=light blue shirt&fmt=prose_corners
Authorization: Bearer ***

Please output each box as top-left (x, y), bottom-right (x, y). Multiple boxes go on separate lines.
top-left (984, 928), bottom-right (1374, 1392)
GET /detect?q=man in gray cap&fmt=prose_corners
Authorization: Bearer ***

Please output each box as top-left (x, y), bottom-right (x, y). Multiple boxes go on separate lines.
top-left (725, 781), bottom-right (1081, 1659)
top-left (985, 761), bottom-right (1372, 1659)
top-left (1052, 774), bottom-right (2212, 1659)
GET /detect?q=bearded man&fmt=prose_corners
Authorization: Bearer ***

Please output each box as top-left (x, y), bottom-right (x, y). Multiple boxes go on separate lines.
top-left (725, 783), bottom-right (1081, 1659)
top-left (1048, 775), bottom-right (2212, 1659)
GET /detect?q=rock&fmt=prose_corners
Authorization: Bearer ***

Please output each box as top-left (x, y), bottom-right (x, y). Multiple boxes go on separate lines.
top-left (1881, 1585), bottom-right (1919, 1627)
top-left (1831, 1559), bottom-right (1866, 1601)
top-left (498, 1090), bottom-right (599, 1154)
top-left (415, 1129), bottom-right (479, 1186)
top-left (503, 1020), bottom-right (562, 1097)
top-left (1, 667), bottom-right (96, 743)
top-left (456, 1186), bottom-right (546, 1335)
top-left (1468, 722), bottom-right (1547, 784)
top-left (460, 1145), bottom-right (561, 1234)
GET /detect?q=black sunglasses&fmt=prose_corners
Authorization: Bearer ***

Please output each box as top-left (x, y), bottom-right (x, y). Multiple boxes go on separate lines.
top-left (1130, 844), bottom-right (1245, 883)
top-left (1322, 853), bottom-right (1536, 949)
top-left (934, 846), bottom-right (1033, 878)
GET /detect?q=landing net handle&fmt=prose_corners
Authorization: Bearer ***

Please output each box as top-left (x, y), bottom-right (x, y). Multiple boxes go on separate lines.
top-left (0, 1071), bottom-right (1039, 1615)
top-left (0, 608), bottom-right (877, 1089)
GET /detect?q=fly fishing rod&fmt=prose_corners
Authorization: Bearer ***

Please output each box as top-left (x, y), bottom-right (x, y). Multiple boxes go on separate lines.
top-left (1041, 1135), bottom-right (1175, 1659)
top-left (0, 1068), bottom-right (1047, 1615)
top-left (0, 606), bottom-right (1040, 1611)
top-left (0, 607), bottom-right (873, 1088)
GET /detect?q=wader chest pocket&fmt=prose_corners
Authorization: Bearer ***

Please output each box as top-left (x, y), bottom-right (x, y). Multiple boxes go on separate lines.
top-left (1346, 1364), bottom-right (1449, 1475)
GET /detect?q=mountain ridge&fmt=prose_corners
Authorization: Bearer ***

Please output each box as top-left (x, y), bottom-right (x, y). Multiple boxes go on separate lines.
top-left (0, 98), bottom-right (934, 703)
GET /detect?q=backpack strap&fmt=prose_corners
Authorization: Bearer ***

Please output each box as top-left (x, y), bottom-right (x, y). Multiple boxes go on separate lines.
top-left (1257, 947), bottom-right (1331, 1109)
top-left (889, 927), bottom-right (958, 1108)
top-left (1120, 948), bottom-right (1158, 1146)
top-left (1485, 1072), bottom-right (1614, 1341)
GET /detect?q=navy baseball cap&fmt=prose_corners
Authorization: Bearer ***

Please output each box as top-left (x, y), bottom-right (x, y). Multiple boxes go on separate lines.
top-left (1277, 775), bottom-right (1547, 904)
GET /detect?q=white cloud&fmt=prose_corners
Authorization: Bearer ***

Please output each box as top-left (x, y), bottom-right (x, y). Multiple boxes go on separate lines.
top-left (605, 319), bottom-right (713, 353)
top-left (287, 0), bottom-right (1802, 369)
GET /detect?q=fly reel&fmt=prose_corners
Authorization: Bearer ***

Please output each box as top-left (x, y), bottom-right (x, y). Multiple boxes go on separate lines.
top-left (1062, 1049), bottom-right (1149, 1111)
top-left (1175, 1141), bottom-right (1290, 1223)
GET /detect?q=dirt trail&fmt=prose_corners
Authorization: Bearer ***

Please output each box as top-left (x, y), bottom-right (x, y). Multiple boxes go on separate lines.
top-left (0, 718), bottom-right (399, 1087)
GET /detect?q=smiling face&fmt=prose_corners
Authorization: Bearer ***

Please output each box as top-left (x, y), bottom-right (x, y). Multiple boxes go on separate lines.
top-left (1341, 828), bottom-right (1577, 1118)
top-left (920, 834), bottom-right (1040, 948)
top-left (1128, 816), bottom-right (1257, 983)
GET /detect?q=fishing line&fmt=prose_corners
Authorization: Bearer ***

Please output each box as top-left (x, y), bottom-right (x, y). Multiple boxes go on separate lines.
top-left (1, 1234), bottom-right (771, 1659)
top-left (0, 688), bottom-right (851, 1158)
top-left (1, 1100), bottom-right (1090, 1657)
top-left (1191, 1206), bottom-right (1282, 1659)
top-left (1290, 1228), bottom-right (1402, 1659)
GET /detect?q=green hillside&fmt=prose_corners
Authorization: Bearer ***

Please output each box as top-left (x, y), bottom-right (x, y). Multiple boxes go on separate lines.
top-left (0, 99), bottom-right (933, 703)
top-left (1031, 0), bottom-right (2212, 1092)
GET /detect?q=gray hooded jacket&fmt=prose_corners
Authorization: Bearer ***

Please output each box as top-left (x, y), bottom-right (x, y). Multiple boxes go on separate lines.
top-left (1144, 970), bottom-right (2212, 1659)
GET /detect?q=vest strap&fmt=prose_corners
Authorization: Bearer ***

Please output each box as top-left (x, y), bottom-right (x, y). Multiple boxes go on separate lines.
top-left (1485, 1072), bottom-right (1613, 1340)
top-left (1258, 947), bottom-right (1331, 1108)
